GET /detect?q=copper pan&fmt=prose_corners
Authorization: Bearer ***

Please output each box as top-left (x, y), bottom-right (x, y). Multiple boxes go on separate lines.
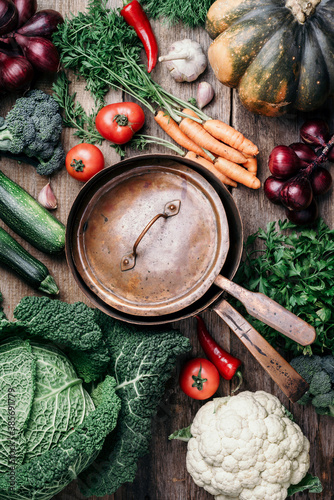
top-left (66, 154), bottom-right (315, 402)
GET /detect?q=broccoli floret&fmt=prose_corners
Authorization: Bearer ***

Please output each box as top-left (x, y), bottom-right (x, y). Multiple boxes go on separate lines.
top-left (291, 355), bottom-right (334, 417)
top-left (0, 89), bottom-right (65, 175)
top-left (297, 391), bottom-right (312, 405)
top-left (312, 391), bottom-right (334, 409)
top-left (309, 370), bottom-right (332, 396)
top-left (322, 355), bottom-right (334, 383)
top-left (290, 355), bottom-right (323, 384)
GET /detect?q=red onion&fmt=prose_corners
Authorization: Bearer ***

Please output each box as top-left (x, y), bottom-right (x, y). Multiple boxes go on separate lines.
top-left (268, 145), bottom-right (301, 179)
top-left (300, 119), bottom-right (330, 147)
top-left (280, 176), bottom-right (313, 211)
top-left (0, 0), bottom-right (18, 36)
top-left (289, 142), bottom-right (317, 168)
top-left (310, 167), bottom-right (332, 196)
top-left (14, 33), bottom-right (59, 73)
top-left (264, 176), bottom-right (285, 205)
top-left (0, 50), bottom-right (33, 90)
top-left (16, 9), bottom-right (63, 38)
top-left (13, 0), bottom-right (36, 28)
top-left (286, 199), bottom-right (319, 225)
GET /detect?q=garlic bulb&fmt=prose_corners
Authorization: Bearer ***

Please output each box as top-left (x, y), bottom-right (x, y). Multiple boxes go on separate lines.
top-left (158, 39), bottom-right (207, 83)
top-left (38, 182), bottom-right (57, 210)
top-left (197, 81), bottom-right (215, 109)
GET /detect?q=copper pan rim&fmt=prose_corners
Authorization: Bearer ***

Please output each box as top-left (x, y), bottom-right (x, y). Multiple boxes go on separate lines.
top-left (65, 154), bottom-right (243, 326)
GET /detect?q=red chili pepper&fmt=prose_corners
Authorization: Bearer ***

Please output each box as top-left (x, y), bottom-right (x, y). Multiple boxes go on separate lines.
top-left (120, 0), bottom-right (158, 73)
top-left (196, 315), bottom-right (243, 393)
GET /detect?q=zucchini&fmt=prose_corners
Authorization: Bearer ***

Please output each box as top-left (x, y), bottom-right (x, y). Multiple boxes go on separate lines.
top-left (0, 226), bottom-right (59, 295)
top-left (0, 171), bottom-right (65, 254)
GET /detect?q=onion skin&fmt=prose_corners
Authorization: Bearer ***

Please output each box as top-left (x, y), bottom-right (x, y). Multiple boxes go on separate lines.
top-left (300, 119), bottom-right (329, 147)
top-left (0, 50), bottom-right (34, 90)
top-left (13, 0), bottom-right (37, 28)
top-left (16, 9), bottom-right (64, 38)
top-left (289, 142), bottom-right (317, 168)
top-left (14, 33), bottom-right (59, 73)
top-left (286, 199), bottom-right (319, 225)
top-left (264, 176), bottom-right (285, 205)
top-left (0, 0), bottom-right (18, 36)
top-left (280, 176), bottom-right (313, 211)
top-left (310, 167), bottom-right (333, 196)
top-left (268, 145), bottom-right (301, 179)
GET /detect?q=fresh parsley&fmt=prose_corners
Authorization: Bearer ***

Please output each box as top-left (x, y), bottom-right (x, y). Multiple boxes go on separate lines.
top-left (233, 218), bottom-right (334, 356)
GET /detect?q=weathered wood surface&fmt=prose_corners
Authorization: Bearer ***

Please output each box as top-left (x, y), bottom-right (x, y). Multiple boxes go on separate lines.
top-left (0, 0), bottom-right (333, 499)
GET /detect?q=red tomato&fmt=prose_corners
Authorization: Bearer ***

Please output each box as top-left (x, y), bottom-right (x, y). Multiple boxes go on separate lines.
top-left (95, 102), bottom-right (145, 144)
top-left (179, 358), bottom-right (220, 400)
top-left (65, 144), bottom-right (105, 182)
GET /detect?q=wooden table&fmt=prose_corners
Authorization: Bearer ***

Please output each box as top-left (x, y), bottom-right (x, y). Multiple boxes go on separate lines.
top-left (1, 1), bottom-right (333, 499)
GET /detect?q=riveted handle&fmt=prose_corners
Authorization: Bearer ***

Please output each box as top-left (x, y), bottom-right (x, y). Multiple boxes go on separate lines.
top-left (213, 299), bottom-right (309, 403)
top-left (121, 200), bottom-right (181, 271)
top-left (214, 275), bottom-right (316, 346)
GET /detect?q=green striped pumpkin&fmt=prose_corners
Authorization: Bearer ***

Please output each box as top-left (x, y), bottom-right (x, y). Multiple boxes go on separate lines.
top-left (206, 0), bottom-right (334, 116)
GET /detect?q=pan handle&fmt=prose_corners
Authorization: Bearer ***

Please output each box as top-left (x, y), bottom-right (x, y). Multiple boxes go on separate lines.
top-left (214, 275), bottom-right (316, 346)
top-left (213, 299), bottom-right (309, 403)
top-left (121, 200), bottom-right (181, 271)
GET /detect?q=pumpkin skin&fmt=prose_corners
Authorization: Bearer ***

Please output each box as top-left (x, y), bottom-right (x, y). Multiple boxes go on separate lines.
top-left (206, 0), bottom-right (334, 116)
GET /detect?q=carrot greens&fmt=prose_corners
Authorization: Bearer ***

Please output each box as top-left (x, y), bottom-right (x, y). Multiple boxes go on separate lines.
top-left (52, 0), bottom-right (208, 123)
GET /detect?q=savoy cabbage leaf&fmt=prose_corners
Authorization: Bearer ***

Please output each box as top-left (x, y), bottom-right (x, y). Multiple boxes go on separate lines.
top-left (0, 338), bottom-right (36, 473)
top-left (78, 311), bottom-right (191, 497)
top-left (24, 343), bottom-right (95, 462)
top-left (7, 297), bottom-right (110, 383)
top-left (0, 297), bottom-right (190, 499)
top-left (0, 376), bottom-right (120, 500)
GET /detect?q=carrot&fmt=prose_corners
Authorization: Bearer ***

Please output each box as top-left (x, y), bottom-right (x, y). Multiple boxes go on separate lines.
top-left (154, 111), bottom-right (212, 161)
top-left (203, 120), bottom-right (259, 156)
top-left (243, 156), bottom-right (258, 175)
top-left (185, 151), bottom-right (237, 188)
top-left (179, 117), bottom-right (247, 164)
top-left (214, 157), bottom-right (261, 189)
top-left (182, 108), bottom-right (201, 120)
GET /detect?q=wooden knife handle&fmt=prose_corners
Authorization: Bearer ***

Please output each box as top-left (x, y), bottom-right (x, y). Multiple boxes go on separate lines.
top-left (214, 275), bottom-right (316, 346)
top-left (213, 299), bottom-right (309, 403)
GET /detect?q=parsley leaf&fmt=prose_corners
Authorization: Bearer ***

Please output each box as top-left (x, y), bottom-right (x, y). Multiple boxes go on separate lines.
top-left (232, 218), bottom-right (334, 356)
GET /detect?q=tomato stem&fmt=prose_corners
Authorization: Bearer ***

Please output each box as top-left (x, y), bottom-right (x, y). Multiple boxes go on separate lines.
top-left (113, 114), bottom-right (129, 127)
top-left (191, 364), bottom-right (207, 391)
top-left (70, 158), bottom-right (85, 171)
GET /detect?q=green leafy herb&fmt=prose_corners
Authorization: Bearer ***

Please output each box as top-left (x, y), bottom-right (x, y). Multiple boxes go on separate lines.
top-left (141, 0), bottom-right (214, 27)
top-left (233, 218), bottom-right (334, 356)
top-left (52, 72), bottom-right (104, 145)
top-left (52, 0), bottom-right (210, 124)
top-left (52, 71), bottom-right (186, 157)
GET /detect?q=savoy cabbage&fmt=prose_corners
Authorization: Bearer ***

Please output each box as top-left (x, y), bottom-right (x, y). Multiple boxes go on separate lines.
top-left (0, 296), bottom-right (190, 499)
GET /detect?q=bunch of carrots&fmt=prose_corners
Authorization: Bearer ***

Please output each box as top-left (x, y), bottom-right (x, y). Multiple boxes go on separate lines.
top-left (154, 108), bottom-right (260, 189)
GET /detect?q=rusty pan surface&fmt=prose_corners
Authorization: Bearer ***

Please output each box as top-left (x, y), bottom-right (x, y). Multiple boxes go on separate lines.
top-left (66, 155), bottom-right (243, 325)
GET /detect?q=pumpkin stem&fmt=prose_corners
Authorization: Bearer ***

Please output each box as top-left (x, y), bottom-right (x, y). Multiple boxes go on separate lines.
top-left (285, 0), bottom-right (321, 23)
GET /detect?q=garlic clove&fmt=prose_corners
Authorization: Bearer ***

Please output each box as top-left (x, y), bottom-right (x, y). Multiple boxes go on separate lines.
top-left (197, 82), bottom-right (215, 109)
top-left (38, 182), bottom-right (57, 210)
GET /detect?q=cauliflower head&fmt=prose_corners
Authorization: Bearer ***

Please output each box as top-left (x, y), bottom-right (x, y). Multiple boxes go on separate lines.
top-left (186, 391), bottom-right (310, 500)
